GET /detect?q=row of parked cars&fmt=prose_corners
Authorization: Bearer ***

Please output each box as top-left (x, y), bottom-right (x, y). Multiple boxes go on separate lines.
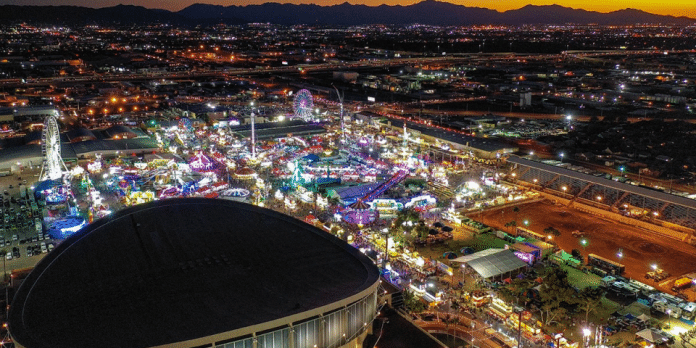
top-left (6, 242), bottom-right (54, 260)
top-left (0, 231), bottom-right (49, 247)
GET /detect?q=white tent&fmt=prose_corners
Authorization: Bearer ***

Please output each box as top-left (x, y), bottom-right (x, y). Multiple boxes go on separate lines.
top-left (636, 313), bottom-right (651, 322)
top-left (636, 328), bottom-right (666, 343)
top-left (451, 248), bottom-right (528, 279)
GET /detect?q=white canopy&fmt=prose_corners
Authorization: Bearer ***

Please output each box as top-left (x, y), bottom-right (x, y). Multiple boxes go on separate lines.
top-left (636, 328), bottom-right (666, 343)
top-left (451, 248), bottom-right (528, 279)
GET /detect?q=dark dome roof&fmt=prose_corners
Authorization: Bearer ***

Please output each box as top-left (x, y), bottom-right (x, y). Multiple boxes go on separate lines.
top-left (9, 198), bottom-right (379, 348)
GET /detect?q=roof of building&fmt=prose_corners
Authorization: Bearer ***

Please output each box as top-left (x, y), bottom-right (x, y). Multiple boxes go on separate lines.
top-left (507, 156), bottom-right (696, 209)
top-left (65, 128), bottom-right (97, 142)
top-left (451, 248), bottom-right (528, 279)
top-left (9, 198), bottom-right (379, 348)
top-left (229, 120), bottom-right (326, 140)
top-left (383, 119), bottom-right (514, 153)
top-left (104, 125), bottom-right (137, 138)
top-left (330, 182), bottom-right (384, 200)
top-left (0, 135), bottom-right (158, 167)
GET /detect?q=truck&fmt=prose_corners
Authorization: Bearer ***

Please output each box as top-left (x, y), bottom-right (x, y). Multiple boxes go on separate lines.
top-left (672, 277), bottom-right (693, 292)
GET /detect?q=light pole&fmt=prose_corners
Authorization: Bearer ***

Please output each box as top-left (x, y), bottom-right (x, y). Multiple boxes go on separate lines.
top-left (582, 327), bottom-right (591, 348)
top-left (381, 228), bottom-right (389, 269)
top-left (250, 101), bottom-right (256, 159)
top-left (581, 238), bottom-right (588, 260)
top-left (554, 333), bottom-right (563, 348)
top-left (332, 85), bottom-right (345, 148)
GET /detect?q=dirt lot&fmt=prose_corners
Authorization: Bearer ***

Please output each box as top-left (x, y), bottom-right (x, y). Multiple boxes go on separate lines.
top-left (472, 200), bottom-right (696, 293)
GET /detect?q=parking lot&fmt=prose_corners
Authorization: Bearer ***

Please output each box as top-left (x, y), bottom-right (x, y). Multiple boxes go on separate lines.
top-left (0, 167), bottom-right (56, 276)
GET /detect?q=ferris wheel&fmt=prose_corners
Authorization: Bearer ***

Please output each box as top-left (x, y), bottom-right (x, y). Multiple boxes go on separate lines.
top-left (40, 114), bottom-right (67, 181)
top-left (293, 89), bottom-right (314, 120)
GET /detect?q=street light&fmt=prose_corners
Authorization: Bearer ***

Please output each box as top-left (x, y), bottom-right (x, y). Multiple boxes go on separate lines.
top-left (559, 152), bottom-right (565, 163)
top-left (554, 333), bottom-right (563, 348)
top-left (580, 238), bottom-right (588, 258)
top-left (617, 248), bottom-right (623, 261)
top-left (381, 228), bottom-right (390, 269)
top-left (582, 328), bottom-right (591, 348)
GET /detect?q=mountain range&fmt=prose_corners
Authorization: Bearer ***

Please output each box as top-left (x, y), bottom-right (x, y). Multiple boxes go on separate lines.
top-left (0, 1), bottom-right (693, 26)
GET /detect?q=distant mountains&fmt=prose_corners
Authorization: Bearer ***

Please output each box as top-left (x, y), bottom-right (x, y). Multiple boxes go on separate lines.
top-left (0, 1), bottom-right (694, 26)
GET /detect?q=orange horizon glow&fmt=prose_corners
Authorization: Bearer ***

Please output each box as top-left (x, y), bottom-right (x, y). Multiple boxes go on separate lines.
top-left (1, 0), bottom-right (695, 19)
top-left (196, 0), bottom-right (696, 18)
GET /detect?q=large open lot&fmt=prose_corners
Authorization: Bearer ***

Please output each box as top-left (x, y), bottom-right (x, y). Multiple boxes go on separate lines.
top-left (473, 200), bottom-right (696, 292)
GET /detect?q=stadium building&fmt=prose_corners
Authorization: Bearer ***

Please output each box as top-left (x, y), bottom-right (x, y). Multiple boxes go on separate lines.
top-left (9, 198), bottom-right (381, 348)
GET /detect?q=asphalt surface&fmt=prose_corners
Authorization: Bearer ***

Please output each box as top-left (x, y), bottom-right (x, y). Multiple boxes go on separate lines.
top-left (0, 168), bottom-right (50, 276)
top-left (476, 200), bottom-right (696, 292)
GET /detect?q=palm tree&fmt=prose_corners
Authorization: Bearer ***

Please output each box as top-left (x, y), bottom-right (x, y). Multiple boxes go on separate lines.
top-left (0, 248), bottom-right (6, 283)
top-left (543, 226), bottom-right (561, 237)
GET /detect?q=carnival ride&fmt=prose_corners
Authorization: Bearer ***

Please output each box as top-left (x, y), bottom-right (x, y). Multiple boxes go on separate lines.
top-left (293, 89), bottom-right (314, 120)
top-left (40, 114), bottom-right (68, 181)
top-left (220, 188), bottom-right (251, 198)
top-left (343, 199), bottom-right (379, 225)
top-left (47, 216), bottom-right (87, 238)
top-left (360, 169), bottom-right (409, 202)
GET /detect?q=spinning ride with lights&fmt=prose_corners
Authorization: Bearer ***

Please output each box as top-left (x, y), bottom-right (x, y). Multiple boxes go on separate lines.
top-left (343, 200), bottom-right (379, 225)
top-left (293, 89), bottom-right (314, 121)
top-left (40, 114), bottom-right (68, 181)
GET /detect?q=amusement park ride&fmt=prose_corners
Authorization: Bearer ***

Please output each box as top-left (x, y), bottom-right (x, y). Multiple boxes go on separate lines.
top-left (293, 89), bottom-right (314, 121)
top-left (39, 114), bottom-right (68, 181)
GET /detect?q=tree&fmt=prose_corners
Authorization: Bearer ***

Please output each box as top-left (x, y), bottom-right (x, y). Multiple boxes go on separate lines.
top-left (403, 290), bottom-right (427, 313)
top-left (0, 248), bottom-right (6, 282)
top-left (577, 287), bottom-right (605, 324)
top-left (413, 224), bottom-right (430, 240)
top-left (539, 268), bottom-right (576, 326)
top-left (543, 226), bottom-right (561, 237)
top-left (394, 208), bottom-right (419, 228)
top-left (571, 249), bottom-right (583, 260)
top-left (504, 220), bottom-right (517, 233)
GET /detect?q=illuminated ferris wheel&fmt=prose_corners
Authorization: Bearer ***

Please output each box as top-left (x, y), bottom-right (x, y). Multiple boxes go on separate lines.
top-left (293, 89), bottom-right (314, 121)
top-left (40, 114), bottom-right (67, 181)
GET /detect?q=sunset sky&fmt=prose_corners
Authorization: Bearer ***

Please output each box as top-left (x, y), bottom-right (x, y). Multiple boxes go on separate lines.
top-left (0, 0), bottom-right (693, 18)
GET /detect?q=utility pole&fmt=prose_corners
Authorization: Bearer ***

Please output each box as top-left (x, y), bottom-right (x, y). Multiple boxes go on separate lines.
top-left (250, 101), bottom-right (256, 159)
top-left (518, 310), bottom-right (523, 348)
top-left (332, 85), bottom-right (345, 148)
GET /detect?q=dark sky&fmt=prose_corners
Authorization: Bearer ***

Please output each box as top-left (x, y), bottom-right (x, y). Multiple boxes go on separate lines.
top-left (0, 0), bottom-right (693, 18)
